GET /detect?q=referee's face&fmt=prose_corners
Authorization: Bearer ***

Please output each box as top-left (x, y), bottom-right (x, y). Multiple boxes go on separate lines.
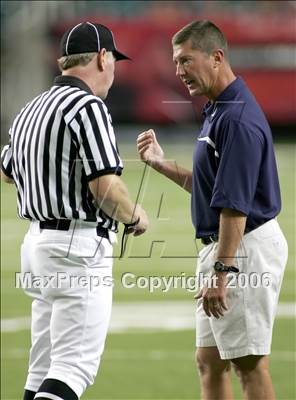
top-left (173, 40), bottom-right (219, 100)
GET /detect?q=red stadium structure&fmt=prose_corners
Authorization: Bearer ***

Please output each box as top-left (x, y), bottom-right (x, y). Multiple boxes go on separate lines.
top-left (50, 12), bottom-right (296, 125)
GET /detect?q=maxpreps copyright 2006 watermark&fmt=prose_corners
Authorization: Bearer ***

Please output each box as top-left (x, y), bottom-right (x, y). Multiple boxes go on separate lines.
top-left (15, 271), bottom-right (272, 292)
top-left (120, 272), bottom-right (272, 292)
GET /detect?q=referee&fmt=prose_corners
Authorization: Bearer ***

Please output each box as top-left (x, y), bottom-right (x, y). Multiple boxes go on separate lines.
top-left (1, 22), bottom-right (148, 400)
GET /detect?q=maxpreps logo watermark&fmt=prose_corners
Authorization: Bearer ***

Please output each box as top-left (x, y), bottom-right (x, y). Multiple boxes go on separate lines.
top-left (15, 271), bottom-right (272, 292)
top-left (15, 272), bottom-right (113, 291)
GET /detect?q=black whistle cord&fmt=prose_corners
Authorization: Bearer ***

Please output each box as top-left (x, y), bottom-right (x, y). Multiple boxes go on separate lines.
top-left (118, 217), bottom-right (140, 259)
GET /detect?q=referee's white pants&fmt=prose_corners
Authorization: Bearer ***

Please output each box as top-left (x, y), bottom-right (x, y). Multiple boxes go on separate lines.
top-left (21, 221), bottom-right (114, 398)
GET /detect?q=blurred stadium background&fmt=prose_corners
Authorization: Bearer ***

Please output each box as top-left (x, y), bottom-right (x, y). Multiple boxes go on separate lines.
top-left (1, 1), bottom-right (295, 399)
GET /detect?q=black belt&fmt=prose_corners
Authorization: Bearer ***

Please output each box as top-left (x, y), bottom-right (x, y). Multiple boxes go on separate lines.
top-left (39, 219), bottom-right (109, 239)
top-left (200, 226), bottom-right (255, 245)
top-left (201, 233), bottom-right (219, 245)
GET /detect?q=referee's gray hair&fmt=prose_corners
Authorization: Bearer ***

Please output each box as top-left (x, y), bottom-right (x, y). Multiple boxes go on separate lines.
top-left (172, 20), bottom-right (229, 60)
top-left (57, 52), bottom-right (97, 71)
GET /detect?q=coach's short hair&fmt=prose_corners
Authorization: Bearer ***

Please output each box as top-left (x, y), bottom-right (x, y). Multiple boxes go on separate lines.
top-left (57, 52), bottom-right (97, 71)
top-left (172, 20), bottom-right (229, 59)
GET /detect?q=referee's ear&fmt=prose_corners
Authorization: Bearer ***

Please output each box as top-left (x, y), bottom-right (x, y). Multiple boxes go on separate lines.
top-left (97, 49), bottom-right (107, 72)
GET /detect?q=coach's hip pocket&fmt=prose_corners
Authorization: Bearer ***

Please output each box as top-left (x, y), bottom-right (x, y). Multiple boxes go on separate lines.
top-left (196, 242), bottom-right (218, 275)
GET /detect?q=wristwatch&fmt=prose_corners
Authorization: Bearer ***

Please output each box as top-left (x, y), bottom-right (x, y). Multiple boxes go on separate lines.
top-left (214, 260), bottom-right (239, 273)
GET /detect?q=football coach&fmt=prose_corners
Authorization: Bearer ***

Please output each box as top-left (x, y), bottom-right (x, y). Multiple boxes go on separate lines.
top-left (137, 20), bottom-right (288, 400)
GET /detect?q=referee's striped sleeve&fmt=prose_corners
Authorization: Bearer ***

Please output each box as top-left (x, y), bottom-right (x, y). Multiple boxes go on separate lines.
top-left (69, 101), bottom-right (123, 181)
top-left (1, 129), bottom-right (13, 179)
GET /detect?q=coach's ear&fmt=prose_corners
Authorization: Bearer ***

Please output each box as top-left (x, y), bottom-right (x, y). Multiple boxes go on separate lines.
top-left (97, 49), bottom-right (107, 71)
top-left (212, 49), bottom-right (224, 68)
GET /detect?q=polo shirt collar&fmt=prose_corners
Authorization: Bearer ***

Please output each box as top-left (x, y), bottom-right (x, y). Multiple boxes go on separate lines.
top-left (202, 101), bottom-right (213, 118)
top-left (54, 75), bottom-right (93, 94)
top-left (216, 76), bottom-right (245, 102)
top-left (202, 76), bottom-right (245, 117)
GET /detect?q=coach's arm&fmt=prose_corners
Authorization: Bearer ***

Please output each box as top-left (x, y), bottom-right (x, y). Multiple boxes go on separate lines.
top-left (89, 174), bottom-right (149, 235)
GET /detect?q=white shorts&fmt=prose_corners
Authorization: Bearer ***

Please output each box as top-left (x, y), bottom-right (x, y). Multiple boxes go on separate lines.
top-left (21, 221), bottom-right (115, 397)
top-left (196, 219), bottom-right (288, 360)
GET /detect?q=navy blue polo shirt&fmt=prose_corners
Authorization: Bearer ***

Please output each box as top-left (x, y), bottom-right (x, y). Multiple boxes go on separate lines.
top-left (192, 77), bottom-right (281, 238)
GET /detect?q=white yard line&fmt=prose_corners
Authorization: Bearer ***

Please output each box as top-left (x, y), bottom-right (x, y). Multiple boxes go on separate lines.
top-left (1, 301), bottom-right (295, 333)
top-left (2, 348), bottom-right (295, 362)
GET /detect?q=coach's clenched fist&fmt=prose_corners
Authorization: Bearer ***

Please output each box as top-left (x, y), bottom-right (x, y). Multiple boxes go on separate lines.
top-left (137, 129), bottom-right (192, 193)
top-left (137, 129), bottom-right (164, 167)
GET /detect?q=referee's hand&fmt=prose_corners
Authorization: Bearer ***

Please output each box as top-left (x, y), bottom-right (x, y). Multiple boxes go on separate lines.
top-left (127, 205), bottom-right (149, 237)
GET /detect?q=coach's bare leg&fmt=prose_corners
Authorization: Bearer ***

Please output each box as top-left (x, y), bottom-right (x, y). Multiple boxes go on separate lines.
top-left (232, 355), bottom-right (275, 400)
top-left (196, 347), bottom-right (233, 400)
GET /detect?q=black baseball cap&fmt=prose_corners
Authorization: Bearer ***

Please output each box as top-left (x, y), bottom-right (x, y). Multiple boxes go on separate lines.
top-left (60, 21), bottom-right (130, 61)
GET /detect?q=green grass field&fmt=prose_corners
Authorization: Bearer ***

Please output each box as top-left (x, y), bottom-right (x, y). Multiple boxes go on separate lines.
top-left (1, 140), bottom-right (295, 399)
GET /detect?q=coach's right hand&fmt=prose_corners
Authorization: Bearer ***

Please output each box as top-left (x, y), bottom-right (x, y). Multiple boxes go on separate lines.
top-left (137, 129), bottom-right (164, 167)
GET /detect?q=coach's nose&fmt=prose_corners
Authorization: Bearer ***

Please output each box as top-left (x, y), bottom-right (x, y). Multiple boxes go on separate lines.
top-left (175, 62), bottom-right (185, 77)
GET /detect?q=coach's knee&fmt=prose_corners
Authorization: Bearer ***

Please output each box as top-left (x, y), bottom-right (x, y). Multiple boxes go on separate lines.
top-left (232, 355), bottom-right (269, 384)
top-left (196, 347), bottom-right (231, 378)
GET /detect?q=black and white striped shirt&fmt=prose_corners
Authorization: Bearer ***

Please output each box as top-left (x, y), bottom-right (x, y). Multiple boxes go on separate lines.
top-left (1, 75), bottom-right (123, 231)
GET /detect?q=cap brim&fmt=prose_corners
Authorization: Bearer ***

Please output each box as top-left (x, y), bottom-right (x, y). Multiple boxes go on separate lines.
top-left (113, 49), bottom-right (131, 61)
